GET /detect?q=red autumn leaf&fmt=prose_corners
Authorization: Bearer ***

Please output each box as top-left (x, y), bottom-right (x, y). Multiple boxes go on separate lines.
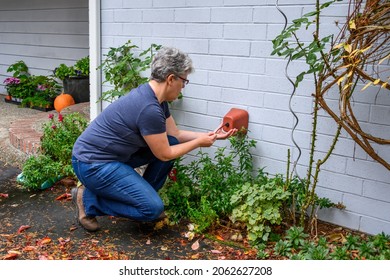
top-left (2, 252), bottom-right (19, 260)
top-left (0, 193), bottom-right (9, 198)
top-left (38, 237), bottom-right (52, 245)
top-left (23, 246), bottom-right (37, 252)
top-left (55, 193), bottom-right (71, 201)
top-left (17, 225), bottom-right (31, 234)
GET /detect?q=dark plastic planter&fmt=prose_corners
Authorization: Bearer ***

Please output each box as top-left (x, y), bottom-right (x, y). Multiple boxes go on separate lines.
top-left (63, 76), bottom-right (90, 104)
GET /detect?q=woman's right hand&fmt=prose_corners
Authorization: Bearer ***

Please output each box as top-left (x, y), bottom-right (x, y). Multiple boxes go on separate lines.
top-left (197, 132), bottom-right (218, 147)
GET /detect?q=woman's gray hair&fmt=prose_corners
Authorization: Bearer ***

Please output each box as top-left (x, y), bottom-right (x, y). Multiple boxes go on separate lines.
top-left (150, 47), bottom-right (194, 82)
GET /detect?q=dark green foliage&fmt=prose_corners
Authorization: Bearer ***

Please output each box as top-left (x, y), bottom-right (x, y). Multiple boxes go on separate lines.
top-left (98, 40), bottom-right (161, 102)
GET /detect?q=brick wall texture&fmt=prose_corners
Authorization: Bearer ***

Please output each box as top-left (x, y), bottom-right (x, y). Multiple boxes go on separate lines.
top-left (101, 0), bottom-right (390, 235)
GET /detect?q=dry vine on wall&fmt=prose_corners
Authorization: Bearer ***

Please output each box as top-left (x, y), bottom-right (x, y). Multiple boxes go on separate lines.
top-left (273, 0), bottom-right (389, 229)
top-left (319, 0), bottom-right (390, 170)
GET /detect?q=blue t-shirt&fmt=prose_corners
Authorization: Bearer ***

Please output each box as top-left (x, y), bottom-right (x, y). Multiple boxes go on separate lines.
top-left (72, 83), bottom-right (170, 163)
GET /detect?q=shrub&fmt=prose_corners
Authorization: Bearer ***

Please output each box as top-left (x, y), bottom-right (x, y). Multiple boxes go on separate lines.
top-left (21, 155), bottom-right (63, 190)
top-left (160, 133), bottom-right (257, 230)
top-left (20, 112), bottom-right (88, 190)
top-left (230, 178), bottom-right (290, 244)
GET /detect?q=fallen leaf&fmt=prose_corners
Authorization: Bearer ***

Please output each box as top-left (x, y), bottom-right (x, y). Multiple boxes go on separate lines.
top-left (23, 246), bottom-right (37, 252)
top-left (154, 220), bottom-right (165, 231)
top-left (191, 239), bottom-right (200, 250)
top-left (39, 254), bottom-right (49, 260)
top-left (2, 252), bottom-right (19, 260)
top-left (38, 237), bottom-right (52, 245)
top-left (0, 193), bottom-right (9, 198)
top-left (187, 223), bottom-right (195, 231)
top-left (146, 239), bottom-right (151, 245)
top-left (327, 233), bottom-right (345, 243)
top-left (17, 225), bottom-right (31, 234)
top-left (184, 231), bottom-right (195, 240)
top-left (216, 235), bottom-right (224, 241)
top-left (69, 226), bottom-right (77, 231)
top-left (211, 250), bottom-right (222, 254)
top-left (8, 250), bottom-right (22, 255)
top-left (161, 246), bottom-right (168, 251)
top-left (191, 253), bottom-right (200, 259)
top-left (58, 237), bottom-right (70, 245)
top-left (55, 193), bottom-right (71, 201)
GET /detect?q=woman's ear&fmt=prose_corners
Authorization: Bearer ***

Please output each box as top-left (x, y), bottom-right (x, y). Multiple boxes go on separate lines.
top-left (166, 74), bottom-right (175, 85)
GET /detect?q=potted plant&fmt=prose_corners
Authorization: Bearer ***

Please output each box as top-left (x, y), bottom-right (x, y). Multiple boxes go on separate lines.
top-left (21, 75), bottom-right (61, 111)
top-left (3, 60), bottom-right (34, 103)
top-left (53, 56), bottom-right (90, 103)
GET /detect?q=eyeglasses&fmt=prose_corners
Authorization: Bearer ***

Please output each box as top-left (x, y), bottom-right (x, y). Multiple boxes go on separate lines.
top-left (176, 75), bottom-right (189, 85)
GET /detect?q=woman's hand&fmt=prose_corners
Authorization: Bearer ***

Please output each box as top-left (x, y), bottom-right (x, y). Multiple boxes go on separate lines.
top-left (197, 132), bottom-right (218, 147)
top-left (213, 123), bottom-right (238, 140)
top-left (215, 128), bottom-right (237, 139)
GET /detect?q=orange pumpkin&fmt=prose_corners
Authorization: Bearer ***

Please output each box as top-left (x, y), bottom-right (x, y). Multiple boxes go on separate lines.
top-left (54, 93), bottom-right (75, 112)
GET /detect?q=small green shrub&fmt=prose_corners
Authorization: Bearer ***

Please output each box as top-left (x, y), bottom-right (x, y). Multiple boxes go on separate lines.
top-left (230, 178), bottom-right (290, 244)
top-left (285, 226), bottom-right (309, 249)
top-left (21, 155), bottom-right (62, 190)
top-left (20, 112), bottom-right (88, 190)
top-left (160, 133), bottom-right (257, 231)
top-left (40, 112), bottom-right (88, 164)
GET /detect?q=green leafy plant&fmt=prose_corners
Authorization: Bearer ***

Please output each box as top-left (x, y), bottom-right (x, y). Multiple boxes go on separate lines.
top-left (304, 242), bottom-right (330, 260)
top-left (20, 112), bottom-right (88, 190)
top-left (40, 112), bottom-right (88, 164)
top-left (6, 60), bottom-right (29, 79)
top-left (21, 75), bottom-right (61, 108)
top-left (98, 40), bottom-right (161, 102)
top-left (160, 133), bottom-right (257, 231)
top-left (53, 56), bottom-right (90, 81)
top-left (285, 226), bottom-right (309, 249)
top-left (230, 179), bottom-right (291, 244)
top-left (4, 61), bottom-right (61, 105)
top-left (273, 240), bottom-right (292, 257)
top-left (329, 246), bottom-right (350, 260)
top-left (21, 155), bottom-right (63, 190)
top-left (3, 61), bottom-right (34, 99)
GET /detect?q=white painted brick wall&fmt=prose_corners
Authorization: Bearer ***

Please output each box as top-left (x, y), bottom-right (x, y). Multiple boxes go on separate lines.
top-left (100, 0), bottom-right (390, 235)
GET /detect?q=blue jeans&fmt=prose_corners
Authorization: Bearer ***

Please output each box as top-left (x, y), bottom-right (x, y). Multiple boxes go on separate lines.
top-left (71, 136), bottom-right (179, 222)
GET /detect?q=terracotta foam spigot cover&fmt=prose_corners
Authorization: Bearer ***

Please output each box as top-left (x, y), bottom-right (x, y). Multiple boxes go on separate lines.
top-left (222, 108), bottom-right (249, 134)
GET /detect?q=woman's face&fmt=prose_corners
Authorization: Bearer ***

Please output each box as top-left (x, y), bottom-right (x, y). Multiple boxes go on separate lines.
top-left (166, 73), bottom-right (188, 101)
